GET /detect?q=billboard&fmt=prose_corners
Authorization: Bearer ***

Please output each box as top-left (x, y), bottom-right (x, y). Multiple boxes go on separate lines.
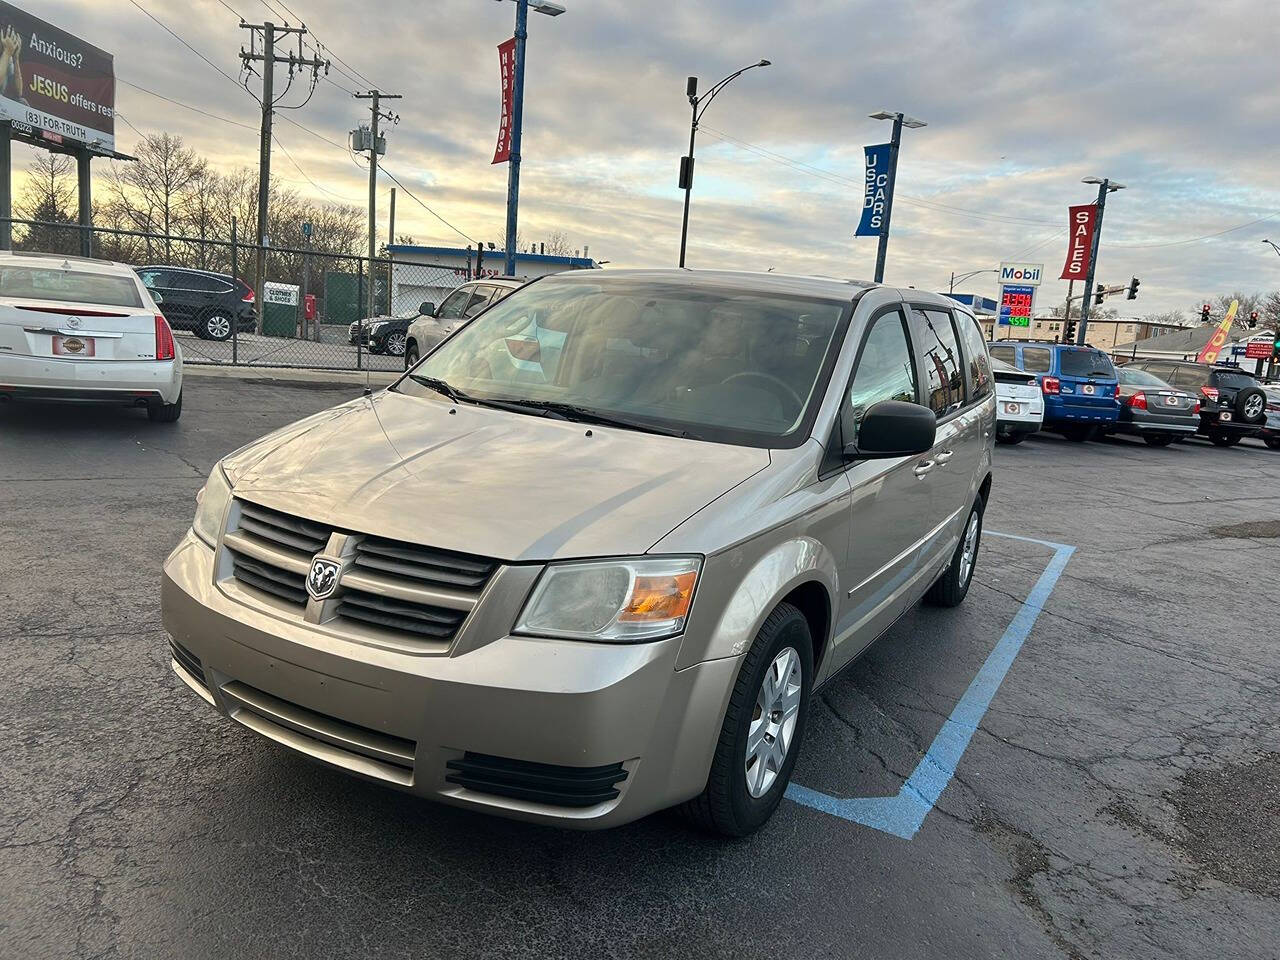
top-left (0, 1), bottom-right (115, 152)
top-left (998, 262), bottom-right (1043, 286)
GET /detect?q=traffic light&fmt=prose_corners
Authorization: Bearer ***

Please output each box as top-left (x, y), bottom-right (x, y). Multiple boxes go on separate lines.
top-left (1094, 285), bottom-right (1106, 306)
top-left (1063, 318), bottom-right (1077, 343)
top-left (1201, 303), bottom-right (1211, 323)
top-left (1127, 277), bottom-right (1140, 300)
top-left (1249, 310), bottom-right (1259, 328)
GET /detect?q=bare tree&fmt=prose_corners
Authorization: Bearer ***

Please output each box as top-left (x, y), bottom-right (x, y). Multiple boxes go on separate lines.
top-left (104, 133), bottom-right (208, 260)
top-left (14, 153), bottom-right (78, 254)
top-left (1193, 292), bottom-right (1266, 326)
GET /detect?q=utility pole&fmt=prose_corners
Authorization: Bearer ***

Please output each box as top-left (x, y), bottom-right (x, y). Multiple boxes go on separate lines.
top-left (1076, 177), bottom-right (1125, 346)
top-left (240, 20), bottom-right (327, 333)
top-left (388, 186), bottom-right (396, 250)
top-left (354, 90), bottom-right (401, 322)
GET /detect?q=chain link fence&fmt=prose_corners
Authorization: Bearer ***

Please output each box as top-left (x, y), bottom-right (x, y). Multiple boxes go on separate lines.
top-left (3, 218), bottom-right (468, 372)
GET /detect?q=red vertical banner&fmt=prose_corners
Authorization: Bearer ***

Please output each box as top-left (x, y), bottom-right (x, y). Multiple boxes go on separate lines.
top-left (1059, 203), bottom-right (1098, 281)
top-left (492, 37), bottom-right (518, 164)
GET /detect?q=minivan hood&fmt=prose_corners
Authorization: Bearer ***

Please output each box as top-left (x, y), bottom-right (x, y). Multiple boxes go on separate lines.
top-left (223, 390), bottom-right (769, 562)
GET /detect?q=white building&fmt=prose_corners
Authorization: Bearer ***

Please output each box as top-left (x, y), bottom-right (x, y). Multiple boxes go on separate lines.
top-left (386, 244), bottom-right (598, 316)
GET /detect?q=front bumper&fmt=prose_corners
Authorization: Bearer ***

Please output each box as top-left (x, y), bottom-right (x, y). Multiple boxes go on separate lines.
top-left (160, 532), bottom-right (738, 828)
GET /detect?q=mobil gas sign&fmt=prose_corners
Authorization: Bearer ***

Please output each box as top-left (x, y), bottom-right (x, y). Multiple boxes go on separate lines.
top-left (999, 262), bottom-right (1044, 286)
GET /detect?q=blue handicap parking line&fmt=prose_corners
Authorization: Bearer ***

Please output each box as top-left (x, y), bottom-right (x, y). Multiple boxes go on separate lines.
top-left (785, 531), bottom-right (1076, 840)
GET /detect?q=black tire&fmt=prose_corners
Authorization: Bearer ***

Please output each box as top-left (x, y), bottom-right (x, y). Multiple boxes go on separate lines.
top-left (996, 432), bottom-right (1025, 445)
top-left (201, 312), bottom-right (234, 342)
top-left (404, 341), bottom-right (420, 368)
top-left (1266, 436), bottom-right (1280, 451)
top-left (681, 603), bottom-right (814, 837)
top-left (147, 391), bottom-right (182, 423)
top-left (1143, 434), bottom-right (1175, 447)
top-left (1062, 425), bottom-right (1095, 442)
top-left (1209, 431), bottom-right (1241, 447)
top-left (1235, 387), bottom-right (1267, 425)
top-left (925, 497), bottom-right (985, 607)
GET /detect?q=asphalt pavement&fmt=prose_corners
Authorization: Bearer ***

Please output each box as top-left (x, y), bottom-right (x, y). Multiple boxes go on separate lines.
top-left (2, 379), bottom-right (1278, 960)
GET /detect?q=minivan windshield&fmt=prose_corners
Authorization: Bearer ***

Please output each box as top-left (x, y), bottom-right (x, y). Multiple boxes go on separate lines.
top-left (397, 276), bottom-right (850, 447)
top-left (1059, 348), bottom-right (1116, 379)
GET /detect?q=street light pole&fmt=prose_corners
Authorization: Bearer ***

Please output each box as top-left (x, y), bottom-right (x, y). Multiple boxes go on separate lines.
top-left (868, 110), bottom-right (926, 284)
top-left (949, 267), bottom-right (998, 294)
top-left (677, 59), bottom-right (771, 268)
top-left (1263, 239), bottom-right (1280, 258)
top-left (1077, 176), bottom-right (1125, 346)
top-left (498, 0), bottom-right (565, 279)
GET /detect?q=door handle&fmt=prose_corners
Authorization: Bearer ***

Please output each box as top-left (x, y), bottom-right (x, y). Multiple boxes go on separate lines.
top-left (913, 460), bottom-right (935, 479)
top-left (935, 449), bottom-right (954, 464)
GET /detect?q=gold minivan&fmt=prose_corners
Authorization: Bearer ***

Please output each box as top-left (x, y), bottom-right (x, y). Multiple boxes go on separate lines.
top-left (162, 270), bottom-right (995, 836)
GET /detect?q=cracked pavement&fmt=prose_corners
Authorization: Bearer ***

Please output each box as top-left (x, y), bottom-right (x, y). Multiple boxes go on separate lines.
top-left (2, 378), bottom-right (1278, 959)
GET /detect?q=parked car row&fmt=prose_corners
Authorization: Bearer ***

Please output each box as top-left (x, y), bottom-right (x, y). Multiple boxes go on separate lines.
top-left (347, 278), bottom-right (525, 358)
top-left (988, 338), bottom-right (1275, 450)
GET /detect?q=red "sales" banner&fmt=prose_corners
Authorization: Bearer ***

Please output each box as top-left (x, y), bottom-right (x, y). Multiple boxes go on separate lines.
top-left (1059, 203), bottom-right (1098, 281)
top-left (491, 37), bottom-right (517, 164)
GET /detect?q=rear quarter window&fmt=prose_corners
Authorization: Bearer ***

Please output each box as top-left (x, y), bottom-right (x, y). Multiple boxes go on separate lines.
top-left (1212, 370), bottom-right (1259, 390)
top-left (989, 344), bottom-right (1017, 365)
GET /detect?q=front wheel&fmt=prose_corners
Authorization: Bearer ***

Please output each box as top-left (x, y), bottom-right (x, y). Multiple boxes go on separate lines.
top-left (681, 603), bottom-right (813, 837)
top-left (925, 498), bottom-right (984, 607)
top-left (1062, 425), bottom-right (1095, 442)
top-left (404, 342), bottom-right (420, 368)
top-left (996, 431), bottom-right (1025, 445)
top-left (1144, 434), bottom-right (1175, 447)
top-left (385, 332), bottom-right (407, 357)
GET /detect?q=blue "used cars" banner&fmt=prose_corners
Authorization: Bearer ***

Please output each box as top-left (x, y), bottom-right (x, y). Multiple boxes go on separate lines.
top-left (855, 143), bottom-right (891, 237)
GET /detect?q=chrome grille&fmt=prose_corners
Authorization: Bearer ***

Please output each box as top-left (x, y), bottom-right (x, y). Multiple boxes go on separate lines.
top-left (230, 552), bottom-right (308, 605)
top-left (352, 536), bottom-right (495, 592)
top-left (224, 499), bottom-right (331, 608)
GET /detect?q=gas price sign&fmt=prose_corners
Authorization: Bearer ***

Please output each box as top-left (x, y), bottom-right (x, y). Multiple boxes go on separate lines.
top-left (998, 284), bottom-right (1036, 327)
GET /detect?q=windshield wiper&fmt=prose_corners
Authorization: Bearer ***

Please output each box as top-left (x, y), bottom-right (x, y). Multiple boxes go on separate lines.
top-left (405, 374), bottom-right (471, 404)
top-left (486, 398), bottom-right (700, 439)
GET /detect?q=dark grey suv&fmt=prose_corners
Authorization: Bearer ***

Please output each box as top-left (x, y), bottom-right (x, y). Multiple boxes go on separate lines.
top-left (136, 266), bottom-right (256, 341)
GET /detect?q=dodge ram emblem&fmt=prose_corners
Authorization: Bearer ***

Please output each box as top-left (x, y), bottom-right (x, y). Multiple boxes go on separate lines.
top-left (307, 557), bottom-right (340, 600)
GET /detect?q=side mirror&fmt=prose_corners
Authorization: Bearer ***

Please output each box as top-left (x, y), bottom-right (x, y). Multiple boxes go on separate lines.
top-left (419, 301), bottom-right (436, 317)
top-left (845, 400), bottom-right (936, 459)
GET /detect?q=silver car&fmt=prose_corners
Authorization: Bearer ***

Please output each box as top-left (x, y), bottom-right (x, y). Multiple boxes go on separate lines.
top-left (162, 270), bottom-right (995, 836)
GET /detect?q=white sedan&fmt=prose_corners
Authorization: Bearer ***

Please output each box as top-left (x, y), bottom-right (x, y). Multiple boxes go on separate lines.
top-left (992, 356), bottom-right (1044, 444)
top-left (0, 252), bottom-right (183, 421)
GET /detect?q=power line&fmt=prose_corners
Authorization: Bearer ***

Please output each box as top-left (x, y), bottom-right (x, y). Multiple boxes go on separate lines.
top-left (1109, 212), bottom-right (1280, 249)
top-left (267, 0), bottom-right (382, 91)
top-left (379, 167), bottom-right (475, 245)
top-left (273, 132), bottom-right (364, 203)
top-left (127, 0), bottom-right (244, 90)
top-left (117, 77), bottom-right (257, 130)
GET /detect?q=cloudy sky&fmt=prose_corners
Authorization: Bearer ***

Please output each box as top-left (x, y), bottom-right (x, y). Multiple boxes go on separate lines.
top-left (19, 0), bottom-right (1280, 316)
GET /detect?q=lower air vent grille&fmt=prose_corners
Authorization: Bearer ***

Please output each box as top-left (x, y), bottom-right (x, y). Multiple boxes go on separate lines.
top-left (445, 752), bottom-right (628, 808)
top-left (169, 639), bottom-right (207, 688)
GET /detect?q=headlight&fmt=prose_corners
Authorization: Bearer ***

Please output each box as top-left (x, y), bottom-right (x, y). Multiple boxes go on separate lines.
top-left (192, 464), bottom-right (232, 546)
top-left (514, 557), bottom-right (701, 643)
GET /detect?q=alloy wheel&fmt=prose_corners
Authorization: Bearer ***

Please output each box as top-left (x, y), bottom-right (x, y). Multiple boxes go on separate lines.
top-left (206, 314), bottom-right (232, 340)
top-left (745, 646), bottom-right (802, 798)
top-left (386, 332), bottom-right (407, 356)
top-left (1244, 395), bottom-right (1264, 420)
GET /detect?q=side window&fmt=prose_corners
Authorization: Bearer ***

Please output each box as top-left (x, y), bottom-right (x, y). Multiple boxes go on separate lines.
top-left (844, 310), bottom-right (918, 446)
top-left (1023, 347), bottom-right (1052, 374)
top-left (1172, 365), bottom-right (1207, 390)
top-left (989, 344), bottom-right (1017, 366)
top-left (138, 270), bottom-right (171, 288)
top-left (1142, 360), bottom-right (1173, 381)
top-left (913, 307), bottom-right (964, 416)
top-left (462, 290), bottom-right (493, 318)
top-left (436, 287), bottom-right (473, 320)
top-left (957, 312), bottom-right (993, 401)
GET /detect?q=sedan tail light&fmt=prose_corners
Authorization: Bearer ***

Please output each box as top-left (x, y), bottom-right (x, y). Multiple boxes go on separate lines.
top-left (1041, 376), bottom-right (1061, 395)
top-left (1200, 385), bottom-right (1220, 401)
top-left (1192, 400), bottom-right (1201, 414)
top-left (1125, 391), bottom-right (1148, 410)
top-left (154, 314), bottom-right (175, 361)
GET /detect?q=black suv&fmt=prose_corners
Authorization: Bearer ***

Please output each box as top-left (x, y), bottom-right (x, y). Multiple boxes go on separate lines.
top-left (136, 267), bottom-right (256, 341)
top-left (1125, 359), bottom-right (1267, 446)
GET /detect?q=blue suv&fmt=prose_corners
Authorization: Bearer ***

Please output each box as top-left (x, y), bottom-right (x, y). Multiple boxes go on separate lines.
top-left (988, 341), bottom-right (1119, 440)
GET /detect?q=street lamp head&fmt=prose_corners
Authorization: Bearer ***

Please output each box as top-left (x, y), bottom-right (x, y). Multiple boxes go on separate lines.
top-left (758, 59), bottom-right (771, 67)
top-left (1081, 176), bottom-right (1104, 184)
top-left (1108, 181), bottom-right (1127, 191)
top-left (868, 110), bottom-right (896, 121)
top-left (529, 0), bottom-right (566, 14)
top-left (901, 115), bottom-right (927, 128)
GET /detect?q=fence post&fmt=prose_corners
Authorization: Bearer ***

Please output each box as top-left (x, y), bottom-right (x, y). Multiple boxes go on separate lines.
top-left (231, 217), bottom-right (239, 365)
top-left (357, 256), bottom-right (364, 371)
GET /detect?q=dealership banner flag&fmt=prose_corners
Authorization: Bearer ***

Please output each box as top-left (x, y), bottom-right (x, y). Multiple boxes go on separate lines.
top-left (855, 143), bottom-right (892, 237)
top-left (1197, 300), bottom-right (1239, 364)
top-left (1059, 203), bottom-right (1098, 280)
top-left (491, 36), bottom-right (517, 164)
